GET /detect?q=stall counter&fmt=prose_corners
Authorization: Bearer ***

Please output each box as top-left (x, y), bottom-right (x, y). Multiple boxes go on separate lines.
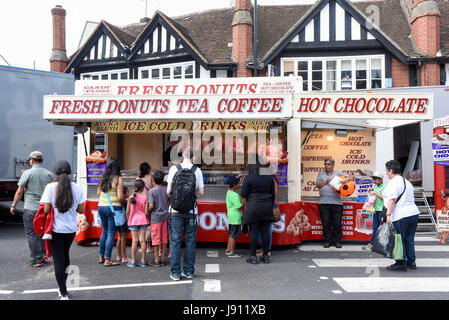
top-left (75, 200), bottom-right (372, 245)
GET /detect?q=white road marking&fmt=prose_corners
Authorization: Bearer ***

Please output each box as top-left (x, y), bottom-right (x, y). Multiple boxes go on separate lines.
top-left (320, 277), bottom-right (329, 280)
top-left (205, 264), bottom-right (220, 273)
top-left (312, 258), bottom-right (449, 268)
top-left (22, 280), bottom-right (192, 294)
top-left (0, 290), bottom-right (14, 294)
top-left (298, 245), bottom-right (449, 252)
top-left (207, 251), bottom-right (219, 258)
top-left (203, 279), bottom-right (221, 293)
top-left (414, 236), bottom-right (441, 242)
top-left (332, 290), bottom-right (343, 294)
top-left (334, 277), bottom-right (449, 293)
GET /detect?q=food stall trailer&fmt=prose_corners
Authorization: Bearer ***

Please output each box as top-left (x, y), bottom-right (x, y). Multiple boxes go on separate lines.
top-left (433, 115), bottom-right (449, 243)
top-left (43, 77), bottom-right (433, 246)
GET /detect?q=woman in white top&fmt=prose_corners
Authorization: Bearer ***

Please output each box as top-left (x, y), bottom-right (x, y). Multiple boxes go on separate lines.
top-left (41, 161), bottom-right (85, 300)
top-left (383, 160), bottom-right (420, 271)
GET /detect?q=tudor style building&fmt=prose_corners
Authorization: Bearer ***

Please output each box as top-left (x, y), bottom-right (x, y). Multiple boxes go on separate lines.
top-left (51, 0), bottom-right (449, 88)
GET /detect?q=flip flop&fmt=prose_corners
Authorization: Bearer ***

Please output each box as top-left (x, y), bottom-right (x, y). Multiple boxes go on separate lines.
top-left (104, 261), bottom-right (120, 267)
top-left (99, 257), bottom-right (105, 264)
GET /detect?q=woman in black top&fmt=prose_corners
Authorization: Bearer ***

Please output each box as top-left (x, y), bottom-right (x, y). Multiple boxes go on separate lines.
top-left (241, 157), bottom-right (275, 264)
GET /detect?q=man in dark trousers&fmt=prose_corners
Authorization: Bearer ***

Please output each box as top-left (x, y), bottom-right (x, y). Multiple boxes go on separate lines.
top-left (11, 151), bottom-right (54, 267)
top-left (166, 147), bottom-right (204, 281)
top-left (315, 158), bottom-right (353, 248)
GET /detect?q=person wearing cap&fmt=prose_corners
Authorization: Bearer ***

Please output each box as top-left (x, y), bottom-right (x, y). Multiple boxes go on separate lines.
top-left (11, 151), bottom-right (54, 267)
top-left (362, 171), bottom-right (386, 251)
top-left (316, 158), bottom-right (354, 249)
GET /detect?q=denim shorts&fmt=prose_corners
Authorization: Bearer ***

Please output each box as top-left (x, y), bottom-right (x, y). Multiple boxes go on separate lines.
top-left (129, 225), bottom-right (148, 231)
top-left (117, 223), bottom-right (130, 233)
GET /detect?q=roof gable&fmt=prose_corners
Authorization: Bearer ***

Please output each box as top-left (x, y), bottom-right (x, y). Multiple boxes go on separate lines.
top-left (262, 0), bottom-right (413, 64)
top-left (129, 11), bottom-right (209, 67)
top-left (66, 21), bottom-right (129, 72)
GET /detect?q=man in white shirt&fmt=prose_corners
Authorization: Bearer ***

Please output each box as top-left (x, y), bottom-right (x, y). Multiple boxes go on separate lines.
top-left (166, 147), bottom-right (204, 281)
top-left (383, 160), bottom-right (420, 271)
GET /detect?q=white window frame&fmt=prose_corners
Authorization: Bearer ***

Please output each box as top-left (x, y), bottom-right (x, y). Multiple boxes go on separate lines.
top-left (280, 55), bottom-right (385, 91)
top-left (80, 68), bottom-right (129, 80)
top-left (138, 61), bottom-right (196, 79)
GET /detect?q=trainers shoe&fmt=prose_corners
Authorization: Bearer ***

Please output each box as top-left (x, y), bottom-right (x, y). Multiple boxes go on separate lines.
top-left (362, 243), bottom-right (373, 251)
top-left (323, 242), bottom-right (330, 248)
top-left (41, 256), bottom-right (51, 264)
top-left (225, 250), bottom-right (231, 256)
top-left (58, 295), bottom-right (70, 300)
top-left (407, 262), bottom-right (417, 270)
top-left (26, 260), bottom-right (42, 268)
top-left (181, 272), bottom-right (194, 279)
top-left (149, 260), bottom-right (160, 267)
top-left (170, 273), bottom-right (180, 281)
top-left (334, 242), bottom-right (342, 249)
top-left (160, 259), bottom-right (168, 266)
top-left (227, 253), bottom-right (243, 258)
top-left (386, 262), bottom-right (407, 271)
top-left (127, 261), bottom-right (137, 268)
top-left (139, 261), bottom-right (147, 268)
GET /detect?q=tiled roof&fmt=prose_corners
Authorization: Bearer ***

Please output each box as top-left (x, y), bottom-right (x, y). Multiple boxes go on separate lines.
top-left (70, 0), bottom-right (449, 67)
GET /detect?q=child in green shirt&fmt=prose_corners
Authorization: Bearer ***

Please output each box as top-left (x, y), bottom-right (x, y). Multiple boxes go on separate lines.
top-left (363, 171), bottom-right (386, 251)
top-left (225, 176), bottom-right (243, 258)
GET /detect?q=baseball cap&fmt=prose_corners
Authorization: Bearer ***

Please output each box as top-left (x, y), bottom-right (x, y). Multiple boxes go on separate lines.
top-left (29, 151), bottom-right (43, 160)
top-left (372, 171), bottom-right (384, 179)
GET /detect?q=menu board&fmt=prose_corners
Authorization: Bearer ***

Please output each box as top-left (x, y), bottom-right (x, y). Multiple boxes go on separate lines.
top-left (301, 129), bottom-right (376, 197)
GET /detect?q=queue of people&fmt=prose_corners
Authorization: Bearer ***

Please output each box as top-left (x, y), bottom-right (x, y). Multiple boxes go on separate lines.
top-left (11, 148), bottom-right (422, 300)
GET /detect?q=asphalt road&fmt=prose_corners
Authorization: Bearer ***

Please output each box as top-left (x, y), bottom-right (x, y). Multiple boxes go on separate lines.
top-left (1, 205), bottom-right (449, 314)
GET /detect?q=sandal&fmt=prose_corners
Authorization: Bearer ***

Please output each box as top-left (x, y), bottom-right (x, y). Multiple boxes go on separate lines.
top-left (104, 260), bottom-right (121, 267)
top-left (99, 256), bottom-right (105, 264)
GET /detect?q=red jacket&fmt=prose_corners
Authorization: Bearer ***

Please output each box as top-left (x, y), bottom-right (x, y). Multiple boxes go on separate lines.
top-left (33, 203), bottom-right (54, 257)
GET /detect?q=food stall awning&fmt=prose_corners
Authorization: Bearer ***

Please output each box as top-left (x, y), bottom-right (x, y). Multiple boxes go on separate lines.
top-left (293, 92), bottom-right (433, 130)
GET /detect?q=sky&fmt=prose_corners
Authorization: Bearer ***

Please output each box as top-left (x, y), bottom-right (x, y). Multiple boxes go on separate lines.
top-left (0, 0), bottom-right (318, 71)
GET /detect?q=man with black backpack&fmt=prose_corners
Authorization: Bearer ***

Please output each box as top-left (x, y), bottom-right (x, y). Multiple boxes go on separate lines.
top-left (166, 147), bottom-right (204, 281)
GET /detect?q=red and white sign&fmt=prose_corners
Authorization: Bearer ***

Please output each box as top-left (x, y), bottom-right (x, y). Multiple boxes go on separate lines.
top-left (43, 94), bottom-right (292, 121)
top-left (74, 77), bottom-right (303, 96)
top-left (293, 93), bottom-right (433, 120)
top-left (75, 200), bottom-right (371, 245)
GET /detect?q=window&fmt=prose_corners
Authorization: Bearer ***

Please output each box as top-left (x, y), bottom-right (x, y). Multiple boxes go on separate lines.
top-left (284, 61), bottom-right (294, 77)
top-left (281, 55), bottom-right (384, 91)
top-left (297, 61), bottom-right (308, 91)
top-left (138, 62), bottom-right (195, 80)
top-left (184, 64), bottom-right (194, 78)
top-left (162, 67), bottom-right (171, 79)
top-left (341, 60), bottom-right (352, 90)
top-left (371, 58), bottom-right (382, 88)
top-left (312, 61), bottom-right (323, 91)
top-left (174, 66), bottom-right (182, 79)
top-left (326, 61), bottom-right (336, 91)
top-left (356, 59), bottom-right (367, 89)
top-left (80, 69), bottom-right (129, 81)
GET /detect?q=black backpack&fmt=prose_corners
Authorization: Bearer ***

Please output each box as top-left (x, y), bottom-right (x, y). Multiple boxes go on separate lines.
top-left (170, 164), bottom-right (198, 213)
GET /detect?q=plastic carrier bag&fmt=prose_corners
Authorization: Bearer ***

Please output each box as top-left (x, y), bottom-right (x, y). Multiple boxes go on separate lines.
top-left (392, 233), bottom-right (404, 260)
top-left (372, 222), bottom-right (397, 258)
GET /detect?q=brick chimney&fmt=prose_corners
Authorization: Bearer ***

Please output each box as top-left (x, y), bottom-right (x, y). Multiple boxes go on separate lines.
top-left (50, 5), bottom-right (68, 73)
top-left (232, 0), bottom-right (253, 77)
top-left (411, 0), bottom-right (441, 85)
